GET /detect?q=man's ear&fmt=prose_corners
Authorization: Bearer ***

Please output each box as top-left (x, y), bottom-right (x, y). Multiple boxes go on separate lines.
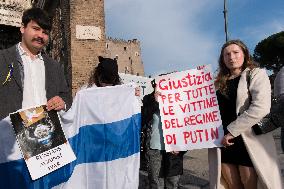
top-left (20, 24), bottom-right (25, 34)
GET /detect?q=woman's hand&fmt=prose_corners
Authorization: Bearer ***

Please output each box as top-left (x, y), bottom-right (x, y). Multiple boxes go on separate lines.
top-left (222, 133), bottom-right (235, 147)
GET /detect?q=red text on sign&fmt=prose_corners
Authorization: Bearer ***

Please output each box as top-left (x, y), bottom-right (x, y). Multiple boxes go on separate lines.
top-left (158, 72), bottom-right (213, 91)
top-left (163, 110), bottom-right (219, 129)
top-left (162, 106), bottom-right (175, 115)
top-left (183, 84), bottom-right (215, 100)
top-left (179, 96), bottom-right (218, 113)
top-left (183, 127), bottom-right (219, 144)
top-left (161, 92), bottom-right (183, 104)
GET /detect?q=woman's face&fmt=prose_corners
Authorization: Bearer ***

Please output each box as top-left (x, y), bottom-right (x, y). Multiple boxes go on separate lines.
top-left (223, 44), bottom-right (245, 74)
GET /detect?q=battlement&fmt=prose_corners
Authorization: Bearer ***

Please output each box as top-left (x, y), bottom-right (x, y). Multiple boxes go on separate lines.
top-left (107, 37), bottom-right (140, 44)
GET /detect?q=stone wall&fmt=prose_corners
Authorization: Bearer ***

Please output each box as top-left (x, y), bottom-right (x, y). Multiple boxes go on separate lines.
top-left (48, 0), bottom-right (72, 88)
top-left (0, 0), bottom-right (31, 27)
top-left (106, 38), bottom-right (144, 76)
top-left (69, 0), bottom-right (106, 93)
top-left (48, 0), bottom-right (145, 94)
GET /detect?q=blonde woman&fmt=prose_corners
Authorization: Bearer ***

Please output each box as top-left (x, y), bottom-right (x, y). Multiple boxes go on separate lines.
top-left (209, 39), bottom-right (282, 189)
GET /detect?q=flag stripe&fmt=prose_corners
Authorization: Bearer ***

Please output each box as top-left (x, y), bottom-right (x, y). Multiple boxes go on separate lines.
top-left (0, 114), bottom-right (141, 189)
top-left (52, 153), bottom-right (140, 189)
top-left (71, 113), bottom-right (141, 163)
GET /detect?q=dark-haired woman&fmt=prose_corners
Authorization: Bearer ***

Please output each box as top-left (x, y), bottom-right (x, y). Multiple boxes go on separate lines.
top-left (86, 56), bottom-right (140, 97)
top-left (87, 56), bottom-right (122, 87)
top-left (208, 40), bottom-right (282, 189)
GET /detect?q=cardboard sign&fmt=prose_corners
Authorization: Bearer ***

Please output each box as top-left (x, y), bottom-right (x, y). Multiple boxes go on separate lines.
top-left (10, 105), bottom-right (76, 180)
top-left (119, 73), bottom-right (154, 102)
top-left (156, 65), bottom-right (223, 151)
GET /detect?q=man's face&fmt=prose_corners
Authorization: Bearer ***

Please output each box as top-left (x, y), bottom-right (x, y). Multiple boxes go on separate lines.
top-left (20, 20), bottom-right (49, 55)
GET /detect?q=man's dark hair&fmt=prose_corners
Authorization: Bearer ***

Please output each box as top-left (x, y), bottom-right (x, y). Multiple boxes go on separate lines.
top-left (22, 8), bottom-right (52, 31)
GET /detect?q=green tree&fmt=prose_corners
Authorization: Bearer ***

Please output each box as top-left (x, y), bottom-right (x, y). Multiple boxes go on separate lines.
top-left (254, 31), bottom-right (284, 73)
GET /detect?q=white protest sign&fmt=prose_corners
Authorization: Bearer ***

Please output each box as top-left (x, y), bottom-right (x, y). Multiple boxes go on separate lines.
top-left (26, 143), bottom-right (75, 180)
top-left (155, 65), bottom-right (223, 152)
top-left (119, 73), bottom-right (154, 101)
top-left (10, 105), bottom-right (76, 180)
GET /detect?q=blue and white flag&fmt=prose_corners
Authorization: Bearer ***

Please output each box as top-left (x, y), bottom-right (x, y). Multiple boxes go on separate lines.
top-left (0, 84), bottom-right (141, 189)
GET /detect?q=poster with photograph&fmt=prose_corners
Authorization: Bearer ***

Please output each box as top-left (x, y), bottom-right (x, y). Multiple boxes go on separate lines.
top-left (10, 105), bottom-right (76, 180)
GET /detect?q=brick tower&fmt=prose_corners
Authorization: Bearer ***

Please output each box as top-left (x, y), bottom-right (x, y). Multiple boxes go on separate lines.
top-left (69, 0), bottom-right (106, 93)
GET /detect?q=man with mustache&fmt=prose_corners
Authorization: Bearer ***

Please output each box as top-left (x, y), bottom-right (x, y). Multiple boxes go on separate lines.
top-left (0, 7), bottom-right (72, 120)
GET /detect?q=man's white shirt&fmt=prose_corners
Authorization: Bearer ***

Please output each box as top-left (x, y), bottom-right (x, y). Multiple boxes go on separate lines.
top-left (18, 43), bottom-right (47, 109)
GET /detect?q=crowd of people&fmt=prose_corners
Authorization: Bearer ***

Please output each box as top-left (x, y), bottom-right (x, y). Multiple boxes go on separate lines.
top-left (0, 7), bottom-right (283, 189)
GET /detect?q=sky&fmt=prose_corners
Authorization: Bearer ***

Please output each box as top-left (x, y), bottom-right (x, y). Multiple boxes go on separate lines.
top-left (104, 0), bottom-right (284, 77)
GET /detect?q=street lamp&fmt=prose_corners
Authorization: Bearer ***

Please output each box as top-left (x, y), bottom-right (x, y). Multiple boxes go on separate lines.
top-left (223, 0), bottom-right (229, 42)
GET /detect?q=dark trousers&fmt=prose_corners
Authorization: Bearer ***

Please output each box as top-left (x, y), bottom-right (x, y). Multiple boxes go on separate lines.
top-left (148, 149), bottom-right (181, 189)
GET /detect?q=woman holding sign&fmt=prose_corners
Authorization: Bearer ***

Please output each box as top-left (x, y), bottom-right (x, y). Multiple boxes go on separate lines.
top-left (208, 40), bottom-right (282, 189)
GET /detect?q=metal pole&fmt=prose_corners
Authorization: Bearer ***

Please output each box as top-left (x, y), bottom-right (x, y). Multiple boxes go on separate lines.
top-left (223, 0), bottom-right (229, 42)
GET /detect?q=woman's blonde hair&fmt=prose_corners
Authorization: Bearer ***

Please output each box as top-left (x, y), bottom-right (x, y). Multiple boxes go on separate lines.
top-left (215, 39), bottom-right (257, 95)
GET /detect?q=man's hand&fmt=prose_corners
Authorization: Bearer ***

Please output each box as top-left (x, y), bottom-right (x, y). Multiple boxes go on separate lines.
top-left (47, 96), bottom-right (65, 111)
top-left (135, 87), bottom-right (141, 97)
